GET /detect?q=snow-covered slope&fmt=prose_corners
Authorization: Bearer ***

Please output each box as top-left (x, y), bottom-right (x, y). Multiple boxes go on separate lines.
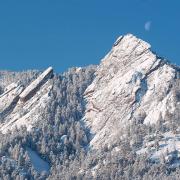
top-left (0, 34), bottom-right (180, 179)
top-left (137, 132), bottom-right (180, 166)
top-left (0, 67), bottom-right (53, 133)
top-left (84, 34), bottom-right (180, 149)
top-left (26, 147), bottom-right (50, 173)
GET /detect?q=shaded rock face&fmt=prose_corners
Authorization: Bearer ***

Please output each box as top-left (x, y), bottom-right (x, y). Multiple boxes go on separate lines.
top-left (0, 67), bottom-right (53, 133)
top-left (84, 34), bottom-right (179, 149)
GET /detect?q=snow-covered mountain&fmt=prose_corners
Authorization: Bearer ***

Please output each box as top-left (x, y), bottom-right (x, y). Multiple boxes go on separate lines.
top-left (0, 34), bottom-right (180, 180)
top-left (84, 34), bottom-right (180, 149)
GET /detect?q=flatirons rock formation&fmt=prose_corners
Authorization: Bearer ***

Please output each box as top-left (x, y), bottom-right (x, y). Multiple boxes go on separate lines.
top-left (0, 34), bottom-right (179, 150)
top-left (0, 34), bottom-right (180, 179)
top-left (84, 34), bottom-right (180, 149)
top-left (0, 67), bottom-right (53, 133)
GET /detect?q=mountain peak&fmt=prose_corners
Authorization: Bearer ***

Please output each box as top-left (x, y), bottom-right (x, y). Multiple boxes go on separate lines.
top-left (99, 34), bottom-right (154, 75)
top-left (113, 33), bottom-right (151, 51)
top-left (84, 34), bottom-right (179, 149)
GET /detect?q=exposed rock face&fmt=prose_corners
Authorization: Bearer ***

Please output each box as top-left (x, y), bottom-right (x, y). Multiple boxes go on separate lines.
top-left (84, 34), bottom-right (179, 149)
top-left (0, 67), bottom-right (53, 133)
top-left (19, 67), bottom-right (53, 102)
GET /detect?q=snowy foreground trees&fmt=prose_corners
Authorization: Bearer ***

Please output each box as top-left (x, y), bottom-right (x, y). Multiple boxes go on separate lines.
top-left (0, 67), bottom-right (180, 180)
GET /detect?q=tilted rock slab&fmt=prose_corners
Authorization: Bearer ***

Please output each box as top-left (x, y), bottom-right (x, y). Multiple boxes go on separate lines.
top-left (19, 67), bottom-right (53, 102)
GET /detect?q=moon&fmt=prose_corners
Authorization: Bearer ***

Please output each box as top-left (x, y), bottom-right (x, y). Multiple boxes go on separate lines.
top-left (144, 21), bottom-right (151, 31)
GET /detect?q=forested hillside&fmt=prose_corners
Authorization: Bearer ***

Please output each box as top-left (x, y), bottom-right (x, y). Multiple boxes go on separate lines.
top-left (0, 34), bottom-right (180, 180)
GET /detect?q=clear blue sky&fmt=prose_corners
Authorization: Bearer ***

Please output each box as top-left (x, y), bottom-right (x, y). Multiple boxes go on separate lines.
top-left (0, 0), bottom-right (179, 72)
